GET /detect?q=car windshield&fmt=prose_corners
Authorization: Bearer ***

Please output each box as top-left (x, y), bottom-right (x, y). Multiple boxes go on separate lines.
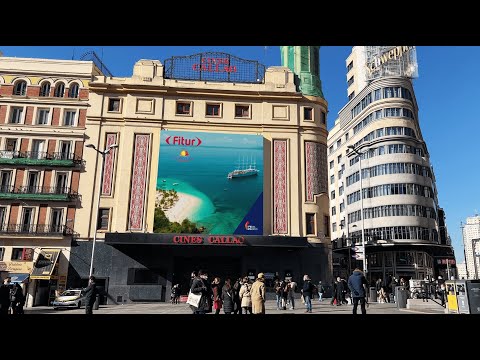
top-left (61, 291), bottom-right (80, 297)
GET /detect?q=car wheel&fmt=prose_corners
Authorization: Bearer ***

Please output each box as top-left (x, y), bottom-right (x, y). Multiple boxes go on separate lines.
top-left (53, 307), bottom-right (58, 310)
top-left (77, 302), bottom-right (81, 309)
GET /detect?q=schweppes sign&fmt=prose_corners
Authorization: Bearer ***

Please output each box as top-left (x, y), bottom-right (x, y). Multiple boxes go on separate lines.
top-left (366, 46), bottom-right (415, 76)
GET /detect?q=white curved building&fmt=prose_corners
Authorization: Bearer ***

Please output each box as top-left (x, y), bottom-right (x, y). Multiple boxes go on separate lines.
top-left (328, 46), bottom-right (455, 284)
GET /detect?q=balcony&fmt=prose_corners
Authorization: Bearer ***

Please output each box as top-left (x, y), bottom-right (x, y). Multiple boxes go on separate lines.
top-left (0, 186), bottom-right (79, 201)
top-left (0, 224), bottom-right (74, 236)
top-left (0, 151), bottom-right (82, 167)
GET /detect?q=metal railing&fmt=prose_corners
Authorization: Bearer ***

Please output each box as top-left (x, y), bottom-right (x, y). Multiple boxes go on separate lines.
top-left (0, 186), bottom-right (79, 198)
top-left (0, 224), bottom-right (74, 235)
top-left (0, 151), bottom-right (82, 164)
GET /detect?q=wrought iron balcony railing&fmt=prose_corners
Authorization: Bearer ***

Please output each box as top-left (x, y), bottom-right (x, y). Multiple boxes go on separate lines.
top-left (0, 186), bottom-right (79, 201)
top-left (0, 224), bottom-right (74, 236)
top-left (0, 151), bottom-right (82, 167)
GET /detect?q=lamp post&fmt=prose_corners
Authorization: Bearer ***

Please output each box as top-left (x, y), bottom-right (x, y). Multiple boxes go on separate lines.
top-left (347, 145), bottom-right (367, 277)
top-left (86, 143), bottom-right (118, 277)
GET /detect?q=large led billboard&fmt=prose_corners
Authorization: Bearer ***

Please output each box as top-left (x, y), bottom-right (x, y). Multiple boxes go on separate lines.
top-left (155, 130), bottom-right (263, 235)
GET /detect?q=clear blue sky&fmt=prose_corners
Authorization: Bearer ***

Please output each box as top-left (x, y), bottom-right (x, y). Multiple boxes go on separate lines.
top-left (1, 46), bottom-right (478, 262)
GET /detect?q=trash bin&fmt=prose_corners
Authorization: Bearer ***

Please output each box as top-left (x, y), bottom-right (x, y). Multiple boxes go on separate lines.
top-left (94, 294), bottom-right (100, 310)
top-left (369, 287), bottom-right (377, 303)
top-left (396, 286), bottom-right (408, 309)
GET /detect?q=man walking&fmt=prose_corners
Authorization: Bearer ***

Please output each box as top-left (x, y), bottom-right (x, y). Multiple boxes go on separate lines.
top-left (347, 268), bottom-right (368, 315)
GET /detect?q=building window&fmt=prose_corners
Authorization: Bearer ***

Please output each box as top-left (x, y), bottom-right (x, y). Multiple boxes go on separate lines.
top-left (339, 185), bottom-right (344, 195)
top-left (40, 82), bottom-right (51, 97)
top-left (306, 213), bottom-right (316, 235)
top-left (304, 107), bottom-right (313, 121)
top-left (331, 190), bottom-right (335, 200)
top-left (330, 175), bottom-right (335, 184)
top-left (235, 104), bottom-right (250, 118)
top-left (347, 61), bottom-right (353, 72)
top-left (13, 80), bottom-right (27, 96)
top-left (337, 139), bottom-right (341, 148)
top-left (63, 110), bottom-right (76, 126)
top-left (348, 76), bottom-right (354, 87)
top-left (176, 101), bottom-right (191, 115)
top-left (332, 206), bottom-right (336, 216)
top-left (329, 160), bottom-right (334, 169)
top-left (337, 155), bottom-right (342, 164)
top-left (206, 103), bottom-right (221, 117)
top-left (348, 91), bottom-right (355, 101)
top-left (332, 222), bottom-right (337, 232)
top-left (0, 247), bottom-right (4, 261)
top-left (97, 208), bottom-right (110, 230)
top-left (9, 107), bottom-right (23, 124)
top-left (0, 207), bottom-right (5, 227)
top-left (320, 111), bottom-right (326, 124)
top-left (108, 98), bottom-right (121, 112)
top-left (11, 248), bottom-right (34, 261)
top-left (345, 132), bottom-right (349, 141)
top-left (68, 83), bottom-right (79, 98)
top-left (54, 82), bottom-right (65, 97)
top-left (340, 202), bottom-right (345, 212)
top-left (37, 109), bottom-right (50, 125)
top-left (329, 146), bottom-right (333, 155)
top-left (324, 216), bottom-right (330, 236)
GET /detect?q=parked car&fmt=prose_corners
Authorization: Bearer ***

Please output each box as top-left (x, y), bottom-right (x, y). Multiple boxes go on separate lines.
top-left (52, 289), bottom-right (84, 309)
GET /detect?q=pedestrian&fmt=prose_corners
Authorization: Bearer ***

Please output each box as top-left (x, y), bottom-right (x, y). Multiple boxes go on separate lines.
top-left (0, 277), bottom-right (12, 315)
top-left (211, 277), bottom-right (222, 314)
top-left (232, 277), bottom-right (243, 314)
top-left (189, 270), bottom-right (210, 314)
top-left (82, 275), bottom-right (98, 315)
top-left (318, 281), bottom-right (325, 302)
top-left (330, 278), bottom-right (338, 306)
top-left (250, 272), bottom-right (266, 314)
top-left (239, 276), bottom-right (252, 314)
top-left (301, 274), bottom-right (314, 313)
top-left (347, 268), bottom-right (368, 315)
top-left (221, 278), bottom-right (234, 314)
top-left (335, 277), bottom-right (344, 306)
top-left (287, 279), bottom-right (296, 310)
top-left (11, 283), bottom-right (25, 314)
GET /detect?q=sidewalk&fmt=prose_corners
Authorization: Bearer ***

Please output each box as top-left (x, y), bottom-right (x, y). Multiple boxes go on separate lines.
top-left (23, 299), bottom-right (441, 315)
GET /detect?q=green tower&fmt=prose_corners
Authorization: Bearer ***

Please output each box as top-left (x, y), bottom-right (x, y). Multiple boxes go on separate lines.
top-left (280, 46), bottom-right (324, 98)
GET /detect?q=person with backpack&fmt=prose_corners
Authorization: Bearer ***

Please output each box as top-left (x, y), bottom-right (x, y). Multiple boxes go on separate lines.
top-left (317, 281), bottom-right (325, 302)
top-left (239, 277), bottom-right (252, 314)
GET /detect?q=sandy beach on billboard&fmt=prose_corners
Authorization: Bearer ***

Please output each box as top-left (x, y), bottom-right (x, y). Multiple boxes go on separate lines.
top-left (164, 192), bottom-right (202, 223)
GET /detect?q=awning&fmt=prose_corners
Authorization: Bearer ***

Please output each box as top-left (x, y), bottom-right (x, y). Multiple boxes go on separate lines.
top-left (9, 273), bottom-right (29, 283)
top-left (30, 249), bottom-right (61, 280)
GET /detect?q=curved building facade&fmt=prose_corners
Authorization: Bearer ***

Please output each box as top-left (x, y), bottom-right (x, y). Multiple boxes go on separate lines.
top-left (328, 46), bottom-right (455, 284)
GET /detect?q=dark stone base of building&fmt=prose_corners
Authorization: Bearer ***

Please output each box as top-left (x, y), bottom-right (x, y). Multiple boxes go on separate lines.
top-left (67, 234), bottom-right (331, 305)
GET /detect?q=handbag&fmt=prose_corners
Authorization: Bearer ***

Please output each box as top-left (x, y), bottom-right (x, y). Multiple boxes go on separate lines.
top-left (186, 291), bottom-right (202, 307)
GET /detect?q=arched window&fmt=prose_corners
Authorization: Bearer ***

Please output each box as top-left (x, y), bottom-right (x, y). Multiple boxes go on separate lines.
top-left (13, 80), bottom-right (27, 96)
top-left (54, 82), bottom-right (65, 97)
top-left (40, 82), bottom-right (51, 97)
top-left (68, 83), bottom-right (79, 98)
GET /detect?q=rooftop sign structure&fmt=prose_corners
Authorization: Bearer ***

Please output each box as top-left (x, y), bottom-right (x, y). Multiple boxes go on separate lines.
top-left (364, 46), bottom-right (418, 81)
top-left (164, 52), bottom-right (266, 84)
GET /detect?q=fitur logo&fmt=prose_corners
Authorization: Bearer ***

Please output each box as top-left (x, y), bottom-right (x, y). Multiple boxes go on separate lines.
top-left (244, 221), bottom-right (258, 231)
top-left (177, 149), bottom-right (191, 162)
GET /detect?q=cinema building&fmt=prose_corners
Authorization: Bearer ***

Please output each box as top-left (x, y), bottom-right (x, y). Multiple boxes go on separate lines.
top-left (0, 55), bottom-right (106, 306)
top-left (328, 46), bottom-right (455, 284)
top-left (68, 48), bottom-right (332, 303)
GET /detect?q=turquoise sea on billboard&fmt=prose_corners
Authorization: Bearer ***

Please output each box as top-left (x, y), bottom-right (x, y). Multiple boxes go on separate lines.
top-left (157, 130), bottom-right (263, 234)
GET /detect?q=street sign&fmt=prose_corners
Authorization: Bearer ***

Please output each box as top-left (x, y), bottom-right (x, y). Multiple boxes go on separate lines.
top-left (352, 253), bottom-right (364, 260)
top-left (352, 246), bottom-right (364, 253)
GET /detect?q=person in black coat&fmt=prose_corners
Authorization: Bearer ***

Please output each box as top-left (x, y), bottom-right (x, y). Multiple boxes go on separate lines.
top-left (221, 278), bottom-right (235, 314)
top-left (347, 268), bottom-right (368, 314)
top-left (190, 270), bottom-right (210, 314)
top-left (335, 277), bottom-right (344, 306)
top-left (11, 283), bottom-right (25, 314)
top-left (82, 275), bottom-right (98, 315)
top-left (0, 277), bottom-right (13, 315)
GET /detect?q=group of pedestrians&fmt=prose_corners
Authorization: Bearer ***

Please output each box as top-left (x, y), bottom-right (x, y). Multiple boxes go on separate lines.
top-left (0, 277), bottom-right (25, 315)
top-left (189, 270), bottom-right (266, 314)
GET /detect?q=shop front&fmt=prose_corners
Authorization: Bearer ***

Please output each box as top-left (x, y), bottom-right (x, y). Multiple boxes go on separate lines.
top-left (67, 233), bottom-right (330, 304)
top-left (29, 248), bottom-right (62, 306)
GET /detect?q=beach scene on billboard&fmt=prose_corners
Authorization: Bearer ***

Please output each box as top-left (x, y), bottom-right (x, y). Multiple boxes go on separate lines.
top-left (154, 130), bottom-right (263, 235)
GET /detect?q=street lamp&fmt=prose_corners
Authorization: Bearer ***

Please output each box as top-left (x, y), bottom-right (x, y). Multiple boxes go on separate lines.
top-left (85, 143), bottom-right (118, 277)
top-left (347, 145), bottom-right (367, 276)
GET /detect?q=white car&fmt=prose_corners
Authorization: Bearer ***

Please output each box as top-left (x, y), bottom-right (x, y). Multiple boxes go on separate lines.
top-left (52, 289), bottom-right (85, 309)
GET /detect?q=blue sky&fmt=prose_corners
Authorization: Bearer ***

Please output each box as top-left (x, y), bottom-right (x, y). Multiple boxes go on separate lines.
top-left (1, 46), bottom-right (478, 262)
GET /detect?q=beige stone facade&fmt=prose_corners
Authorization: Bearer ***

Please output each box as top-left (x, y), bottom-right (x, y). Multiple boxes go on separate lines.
top-left (0, 57), bottom-right (101, 307)
top-left (77, 60), bottom-right (330, 243)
